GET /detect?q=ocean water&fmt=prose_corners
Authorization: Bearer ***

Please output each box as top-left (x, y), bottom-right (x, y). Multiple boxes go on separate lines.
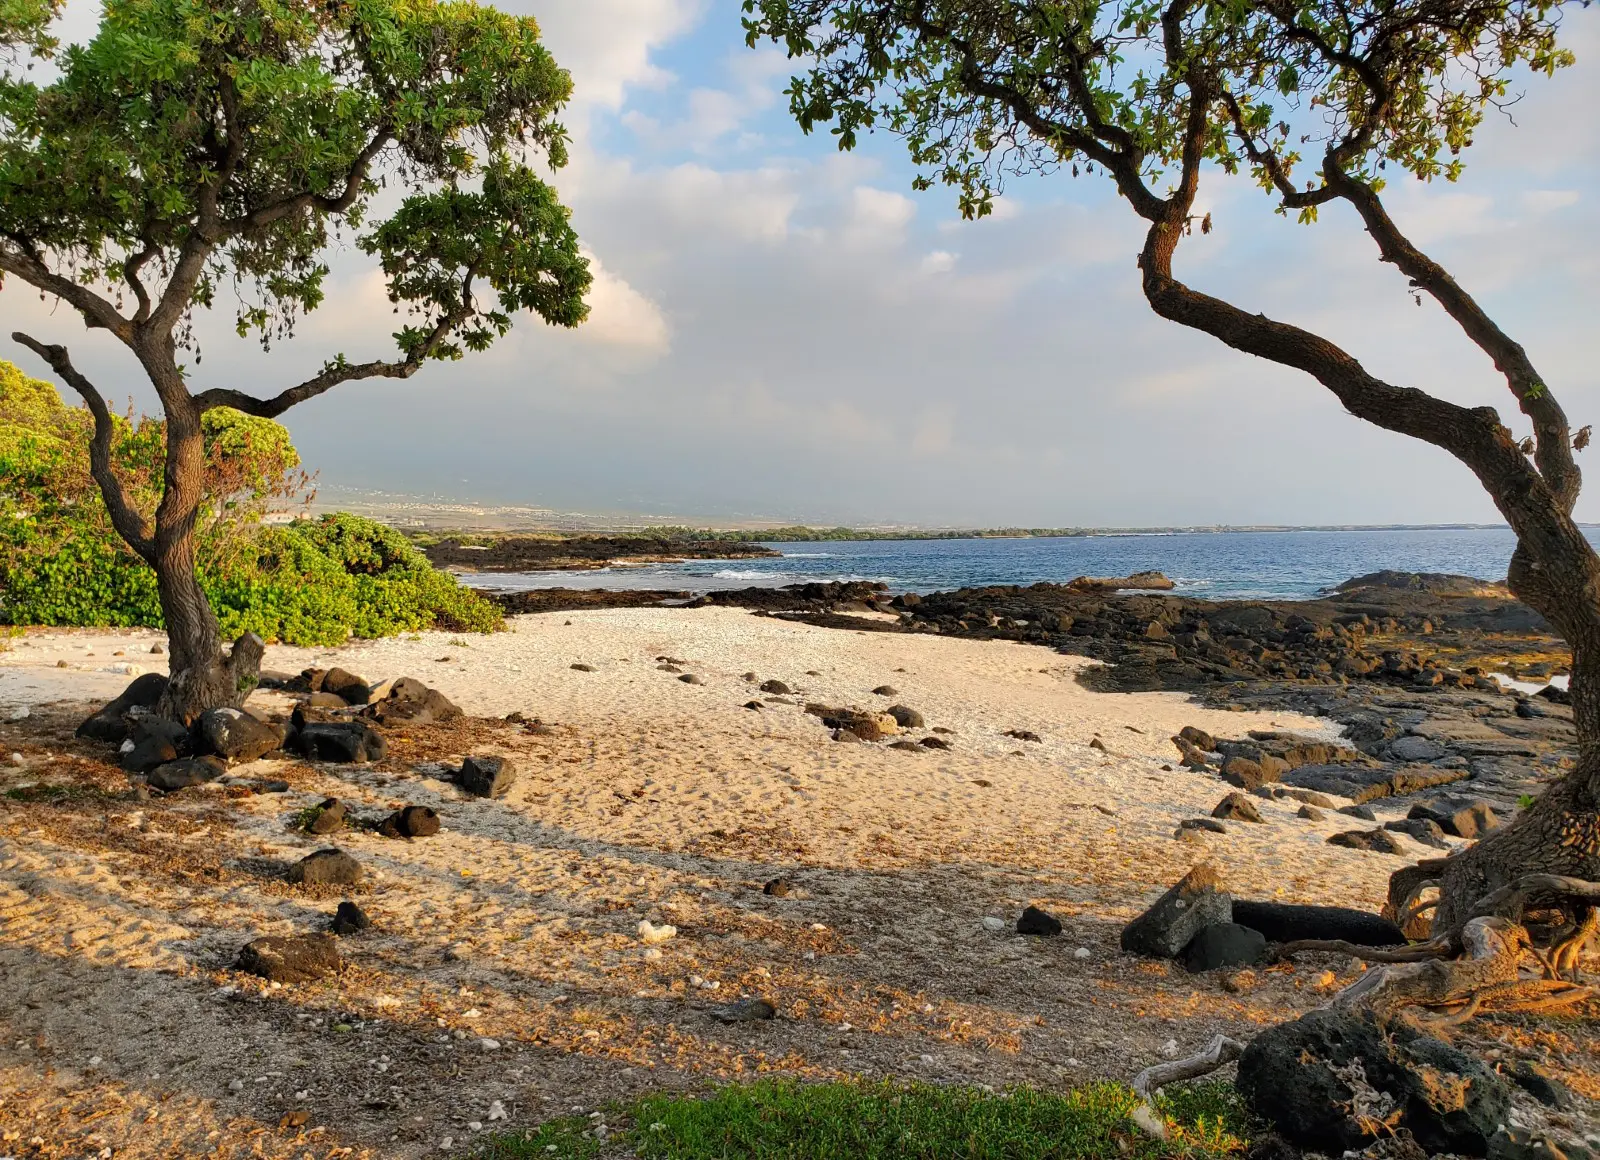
top-left (462, 526), bottom-right (1600, 602)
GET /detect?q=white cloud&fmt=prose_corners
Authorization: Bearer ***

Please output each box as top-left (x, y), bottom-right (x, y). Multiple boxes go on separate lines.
top-left (1522, 189), bottom-right (1580, 214)
top-left (844, 187), bottom-right (917, 246)
top-left (505, 0), bottom-right (706, 110)
top-left (575, 253), bottom-right (670, 354)
top-left (655, 164), bottom-right (800, 242)
top-left (920, 250), bottom-right (958, 275)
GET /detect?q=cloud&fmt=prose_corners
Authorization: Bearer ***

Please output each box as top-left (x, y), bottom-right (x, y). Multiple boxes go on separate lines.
top-left (575, 253), bottom-right (671, 354)
top-left (843, 187), bottom-right (917, 246)
top-left (506, 0), bottom-right (706, 110)
top-left (919, 250), bottom-right (958, 275)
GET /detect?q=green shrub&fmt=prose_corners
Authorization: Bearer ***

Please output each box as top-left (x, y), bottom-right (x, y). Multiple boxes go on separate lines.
top-left (0, 360), bottom-right (502, 644)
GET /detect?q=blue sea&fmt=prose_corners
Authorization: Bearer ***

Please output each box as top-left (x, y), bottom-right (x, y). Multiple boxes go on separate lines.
top-left (463, 526), bottom-right (1600, 602)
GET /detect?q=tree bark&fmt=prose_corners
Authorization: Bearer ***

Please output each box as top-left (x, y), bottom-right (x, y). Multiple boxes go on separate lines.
top-left (143, 361), bottom-right (264, 723)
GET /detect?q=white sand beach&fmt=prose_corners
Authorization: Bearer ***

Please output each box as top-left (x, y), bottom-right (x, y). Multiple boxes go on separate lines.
top-left (0, 608), bottom-right (1476, 1157)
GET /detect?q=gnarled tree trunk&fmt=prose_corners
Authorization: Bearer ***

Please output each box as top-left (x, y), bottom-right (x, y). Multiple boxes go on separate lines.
top-left (144, 370), bottom-right (265, 724)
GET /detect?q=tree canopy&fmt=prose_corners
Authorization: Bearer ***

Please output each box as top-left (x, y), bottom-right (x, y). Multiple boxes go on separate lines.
top-left (0, 0), bottom-right (591, 393)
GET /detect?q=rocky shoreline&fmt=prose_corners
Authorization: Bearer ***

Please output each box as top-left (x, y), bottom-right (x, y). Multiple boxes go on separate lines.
top-left (482, 570), bottom-right (1576, 830)
top-left (421, 534), bottom-right (779, 573)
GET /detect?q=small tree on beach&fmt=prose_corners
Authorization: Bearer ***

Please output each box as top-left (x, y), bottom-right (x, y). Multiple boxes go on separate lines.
top-left (0, 0), bottom-right (591, 720)
top-left (745, 0), bottom-right (1598, 1010)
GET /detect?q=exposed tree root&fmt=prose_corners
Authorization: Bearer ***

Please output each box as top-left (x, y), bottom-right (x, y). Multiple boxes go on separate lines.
top-left (1271, 936), bottom-right (1452, 964)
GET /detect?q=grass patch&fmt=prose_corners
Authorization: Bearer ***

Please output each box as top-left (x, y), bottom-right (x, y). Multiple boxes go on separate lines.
top-left (477, 1080), bottom-right (1254, 1159)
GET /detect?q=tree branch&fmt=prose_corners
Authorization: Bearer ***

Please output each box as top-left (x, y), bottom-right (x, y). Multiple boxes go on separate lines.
top-left (1324, 164), bottom-right (1580, 512)
top-left (192, 303), bottom-right (469, 419)
top-left (0, 238), bottom-right (135, 341)
top-left (11, 331), bottom-right (155, 561)
top-left (227, 130), bottom-right (391, 235)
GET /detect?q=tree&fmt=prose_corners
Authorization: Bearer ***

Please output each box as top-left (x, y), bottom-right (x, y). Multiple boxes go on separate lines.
top-left (0, 0), bottom-right (591, 721)
top-left (743, 2), bottom-right (1595, 944)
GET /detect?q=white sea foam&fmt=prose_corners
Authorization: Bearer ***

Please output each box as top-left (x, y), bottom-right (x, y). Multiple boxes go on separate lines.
top-left (711, 569), bottom-right (783, 580)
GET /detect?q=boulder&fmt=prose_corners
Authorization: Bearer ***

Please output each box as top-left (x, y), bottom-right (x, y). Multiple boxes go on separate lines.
top-left (330, 901), bottom-right (371, 936)
top-left (1408, 798), bottom-right (1501, 839)
top-left (886, 705), bottom-right (925, 729)
top-left (1180, 923), bottom-right (1266, 972)
top-left (1237, 1007), bottom-right (1512, 1153)
top-left (458, 755), bottom-right (516, 799)
top-left (236, 934), bottom-right (340, 983)
top-left (920, 736), bottom-right (952, 750)
top-left (76, 673), bottom-right (168, 743)
top-left (1339, 804), bottom-right (1378, 821)
top-left (1297, 805), bottom-right (1326, 821)
top-left (1003, 729), bottom-right (1043, 743)
top-left (871, 685), bottom-right (899, 696)
top-left (321, 667), bottom-right (371, 705)
top-left (1385, 817), bottom-right (1451, 850)
top-left (1180, 817), bottom-right (1228, 834)
top-left (1178, 725), bottom-right (1216, 751)
top-left (1016, 905), bottom-right (1062, 936)
top-left (1231, 901), bottom-right (1405, 947)
top-left (378, 805), bottom-right (440, 839)
top-left (1281, 788), bottom-right (1338, 809)
top-left (1220, 756), bottom-right (1267, 790)
top-left (1327, 828), bottom-right (1407, 855)
top-left (678, 673), bottom-right (704, 685)
top-left (120, 716), bottom-right (192, 774)
top-left (146, 756), bottom-right (226, 791)
top-left (287, 848), bottom-right (362, 886)
top-left (759, 680), bottom-right (793, 695)
top-left (365, 677), bottom-right (462, 725)
top-left (306, 691), bottom-right (349, 709)
top-left (762, 878), bottom-right (793, 897)
top-left (196, 708), bottom-right (284, 764)
top-left (1213, 793), bottom-right (1264, 823)
top-left (305, 798), bottom-right (346, 835)
top-left (1120, 864), bottom-right (1232, 959)
top-left (293, 721), bottom-right (387, 764)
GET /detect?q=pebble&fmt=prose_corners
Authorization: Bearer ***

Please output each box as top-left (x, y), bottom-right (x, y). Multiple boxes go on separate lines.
top-left (1074, 947), bottom-right (1092, 960)
top-left (1160, 1038), bottom-right (1180, 1058)
top-left (981, 916), bottom-right (1006, 932)
top-left (487, 1101), bottom-right (507, 1121)
top-left (480, 1038), bottom-right (500, 1050)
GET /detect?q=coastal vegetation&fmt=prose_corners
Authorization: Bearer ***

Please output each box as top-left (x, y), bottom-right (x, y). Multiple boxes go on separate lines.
top-left (0, 359), bottom-right (500, 644)
top-left (0, 0), bottom-right (589, 719)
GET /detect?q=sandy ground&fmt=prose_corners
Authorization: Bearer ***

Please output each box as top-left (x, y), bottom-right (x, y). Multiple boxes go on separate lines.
top-left (1, 609), bottom-right (1591, 1157)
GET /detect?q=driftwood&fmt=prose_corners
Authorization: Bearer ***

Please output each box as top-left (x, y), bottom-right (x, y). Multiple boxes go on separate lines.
top-left (1129, 1033), bottom-right (1247, 1140)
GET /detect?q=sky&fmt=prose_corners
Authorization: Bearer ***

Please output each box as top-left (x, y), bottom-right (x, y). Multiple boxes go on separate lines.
top-left (6, 2), bottom-right (1599, 528)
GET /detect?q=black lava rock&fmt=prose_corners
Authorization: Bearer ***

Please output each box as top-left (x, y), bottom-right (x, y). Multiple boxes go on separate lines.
top-left (378, 805), bottom-right (440, 839)
top-left (1180, 922), bottom-right (1267, 972)
top-left (293, 721), bottom-right (387, 764)
top-left (196, 707), bottom-right (284, 764)
top-left (1016, 905), bottom-right (1063, 936)
top-left (236, 934), bottom-right (340, 983)
top-left (330, 901), bottom-right (372, 936)
top-left (288, 848), bottom-right (362, 886)
top-left (458, 755), bottom-right (516, 799)
top-left (76, 673), bottom-right (168, 743)
top-left (146, 756), bottom-right (225, 791)
top-left (1237, 1007), bottom-right (1511, 1153)
top-left (1120, 864), bottom-right (1232, 959)
top-left (306, 798), bottom-right (346, 834)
